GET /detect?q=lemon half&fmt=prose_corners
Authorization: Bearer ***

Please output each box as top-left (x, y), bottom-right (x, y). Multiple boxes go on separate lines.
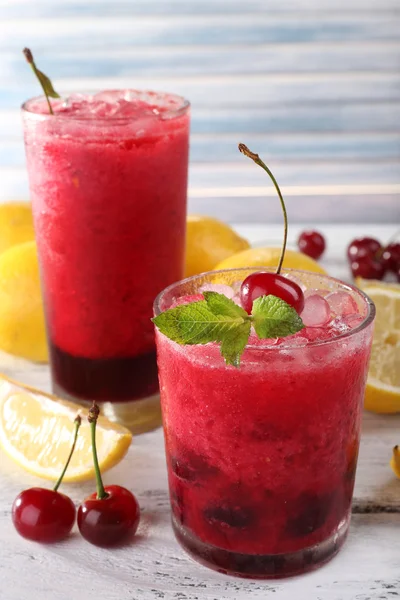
top-left (356, 281), bottom-right (400, 414)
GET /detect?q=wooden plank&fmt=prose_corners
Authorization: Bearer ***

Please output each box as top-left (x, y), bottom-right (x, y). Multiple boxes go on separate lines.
top-left (2, 133), bottom-right (400, 168)
top-left (5, 73), bottom-right (400, 110)
top-left (2, 0), bottom-right (400, 16)
top-left (3, 103), bottom-right (400, 137)
top-left (1, 15), bottom-right (399, 52)
top-left (4, 43), bottom-right (400, 78)
top-left (1, 164), bottom-right (399, 225)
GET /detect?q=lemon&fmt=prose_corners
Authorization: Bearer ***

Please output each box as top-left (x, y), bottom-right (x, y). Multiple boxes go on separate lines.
top-left (214, 246), bottom-right (327, 274)
top-left (0, 202), bottom-right (35, 255)
top-left (185, 215), bottom-right (250, 277)
top-left (0, 375), bottom-right (132, 482)
top-left (390, 445), bottom-right (400, 478)
top-left (357, 282), bottom-right (400, 414)
top-left (0, 240), bottom-right (47, 362)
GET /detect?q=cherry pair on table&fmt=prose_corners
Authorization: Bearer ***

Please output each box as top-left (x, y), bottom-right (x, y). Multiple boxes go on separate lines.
top-left (12, 405), bottom-right (140, 547)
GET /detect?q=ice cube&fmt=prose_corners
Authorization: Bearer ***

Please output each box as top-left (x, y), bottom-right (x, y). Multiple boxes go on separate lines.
top-left (326, 291), bottom-right (358, 317)
top-left (199, 283), bottom-right (235, 298)
top-left (342, 314), bottom-right (364, 329)
top-left (300, 294), bottom-right (331, 327)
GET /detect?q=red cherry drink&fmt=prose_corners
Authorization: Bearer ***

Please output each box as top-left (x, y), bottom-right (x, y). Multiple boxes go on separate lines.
top-left (154, 268), bottom-right (375, 578)
top-left (22, 91), bottom-right (190, 432)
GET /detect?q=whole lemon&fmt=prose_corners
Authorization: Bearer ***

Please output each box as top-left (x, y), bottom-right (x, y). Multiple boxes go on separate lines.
top-left (0, 240), bottom-right (47, 362)
top-left (0, 202), bottom-right (35, 255)
top-left (214, 246), bottom-right (327, 274)
top-left (185, 215), bottom-right (250, 277)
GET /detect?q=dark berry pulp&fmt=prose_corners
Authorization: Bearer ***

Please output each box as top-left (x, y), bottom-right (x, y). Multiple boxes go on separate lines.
top-left (12, 488), bottom-right (76, 543)
top-left (240, 272), bottom-right (305, 314)
top-left (77, 485), bottom-right (140, 547)
top-left (49, 342), bottom-right (159, 402)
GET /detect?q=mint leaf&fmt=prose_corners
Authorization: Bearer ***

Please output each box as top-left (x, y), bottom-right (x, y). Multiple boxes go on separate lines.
top-left (152, 291), bottom-right (304, 367)
top-left (203, 291), bottom-right (247, 318)
top-left (252, 295), bottom-right (304, 339)
top-left (220, 320), bottom-right (251, 367)
top-left (152, 298), bottom-right (247, 347)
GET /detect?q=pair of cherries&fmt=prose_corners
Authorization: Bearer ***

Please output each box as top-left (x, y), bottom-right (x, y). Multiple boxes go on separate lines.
top-left (12, 404), bottom-right (140, 547)
top-left (347, 237), bottom-right (400, 281)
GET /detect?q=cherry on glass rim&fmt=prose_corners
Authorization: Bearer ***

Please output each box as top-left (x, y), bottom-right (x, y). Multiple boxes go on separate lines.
top-left (240, 272), bottom-right (305, 315)
top-left (77, 402), bottom-right (140, 547)
top-left (11, 415), bottom-right (81, 543)
top-left (237, 145), bottom-right (305, 315)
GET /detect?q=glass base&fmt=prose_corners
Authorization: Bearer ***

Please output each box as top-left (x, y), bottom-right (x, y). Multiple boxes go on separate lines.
top-left (172, 514), bottom-right (350, 579)
top-left (53, 382), bottom-right (162, 434)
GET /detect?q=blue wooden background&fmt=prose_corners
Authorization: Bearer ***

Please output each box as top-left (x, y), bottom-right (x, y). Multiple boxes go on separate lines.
top-left (0, 0), bottom-right (399, 223)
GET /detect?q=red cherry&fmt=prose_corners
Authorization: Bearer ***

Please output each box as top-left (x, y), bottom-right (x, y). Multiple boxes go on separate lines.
top-left (12, 488), bottom-right (75, 543)
top-left (381, 242), bottom-right (400, 273)
top-left (240, 272), bottom-right (305, 314)
top-left (347, 237), bottom-right (381, 261)
top-left (350, 256), bottom-right (385, 280)
top-left (297, 230), bottom-right (326, 260)
top-left (78, 484), bottom-right (140, 547)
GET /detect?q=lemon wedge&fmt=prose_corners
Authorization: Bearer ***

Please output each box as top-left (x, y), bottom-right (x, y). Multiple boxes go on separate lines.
top-left (356, 282), bottom-right (400, 414)
top-left (0, 376), bottom-right (132, 481)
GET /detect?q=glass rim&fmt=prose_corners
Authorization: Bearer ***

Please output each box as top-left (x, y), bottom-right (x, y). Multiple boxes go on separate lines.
top-left (153, 267), bottom-right (375, 349)
top-left (21, 89), bottom-right (190, 123)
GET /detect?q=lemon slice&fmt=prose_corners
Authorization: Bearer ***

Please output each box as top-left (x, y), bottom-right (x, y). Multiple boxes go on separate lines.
top-left (357, 282), bottom-right (400, 413)
top-left (0, 375), bottom-right (132, 481)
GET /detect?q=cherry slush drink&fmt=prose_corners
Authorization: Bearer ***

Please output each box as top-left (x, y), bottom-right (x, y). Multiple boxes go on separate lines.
top-left (22, 91), bottom-right (190, 431)
top-left (154, 269), bottom-right (375, 578)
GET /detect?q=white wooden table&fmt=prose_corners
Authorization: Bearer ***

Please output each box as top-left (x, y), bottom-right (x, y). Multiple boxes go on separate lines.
top-left (0, 224), bottom-right (399, 600)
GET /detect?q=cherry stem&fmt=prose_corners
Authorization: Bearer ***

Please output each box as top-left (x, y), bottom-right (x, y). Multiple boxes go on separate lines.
top-left (22, 47), bottom-right (54, 115)
top-left (238, 143), bottom-right (288, 275)
top-left (88, 402), bottom-right (108, 500)
top-left (53, 415), bottom-right (81, 492)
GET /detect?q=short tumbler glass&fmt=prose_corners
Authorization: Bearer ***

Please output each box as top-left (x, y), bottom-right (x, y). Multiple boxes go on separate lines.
top-left (154, 268), bottom-right (375, 578)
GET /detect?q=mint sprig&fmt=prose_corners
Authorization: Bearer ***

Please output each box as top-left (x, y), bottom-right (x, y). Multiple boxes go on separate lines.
top-left (152, 291), bottom-right (304, 367)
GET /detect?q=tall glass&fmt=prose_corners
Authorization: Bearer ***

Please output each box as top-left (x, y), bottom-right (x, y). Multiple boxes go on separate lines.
top-left (22, 90), bottom-right (190, 432)
top-left (154, 268), bottom-right (375, 578)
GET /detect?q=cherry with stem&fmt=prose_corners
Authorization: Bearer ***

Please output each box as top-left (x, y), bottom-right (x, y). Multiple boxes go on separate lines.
top-left (77, 402), bottom-right (140, 547)
top-left (12, 415), bottom-right (81, 543)
top-left (238, 144), bottom-right (305, 315)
